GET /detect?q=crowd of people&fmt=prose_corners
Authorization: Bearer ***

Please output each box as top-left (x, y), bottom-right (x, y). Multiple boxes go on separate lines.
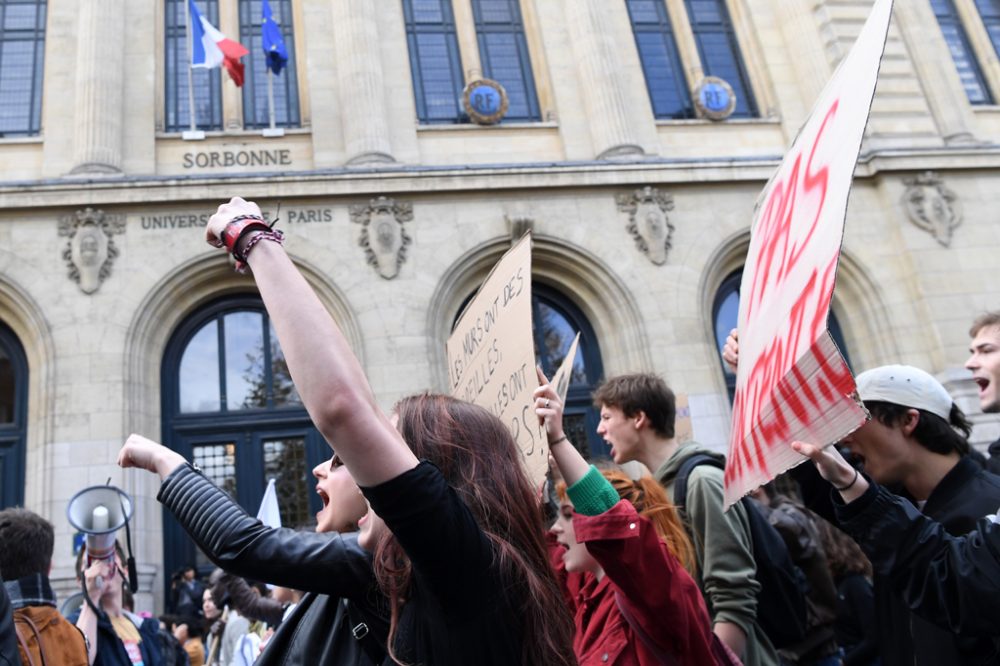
top-left (1, 196), bottom-right (999, 665)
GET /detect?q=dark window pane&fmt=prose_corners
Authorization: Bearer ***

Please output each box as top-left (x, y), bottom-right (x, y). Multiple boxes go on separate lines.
top-left (403, 0), bottom-right (465, 123)
top-left (626, 0), bottom-right (694, 119)
top-left (684, 0), bottom-right (757, 117)
top-left (472, 0), bottom-right (540, 121)
top-left (224, 311), bottom-right (265, 410)
top-left (934, 0), bottom-right (992, 104)
top-left (534, 301), bottom-right (587, 385)
top-left (0, 347), bottom-right (12, 424)
top-left (179, 320), bottom-right (221, 413)
top-left (239, 0), bottom-right (300, 129)
top-left (165, 0), bottom-right (223, 132)
top-left (262, 438), bottom-right (312, 529)
top-left (0, 0), bottom-right (45, 136)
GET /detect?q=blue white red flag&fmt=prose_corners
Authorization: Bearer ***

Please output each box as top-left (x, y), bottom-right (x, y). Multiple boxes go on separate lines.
top-left (261, 0), bottom-right (289, 75)
top-left (189, 0), bottom-right (249, 86)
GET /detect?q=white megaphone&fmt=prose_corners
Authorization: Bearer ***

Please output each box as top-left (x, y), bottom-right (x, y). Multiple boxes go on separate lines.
top-left (67, 485), bottom-right (138, 594)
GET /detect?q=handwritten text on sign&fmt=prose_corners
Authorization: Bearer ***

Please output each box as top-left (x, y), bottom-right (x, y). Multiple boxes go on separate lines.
top-left (725, 0), bottom-right (893, 506)
top-left (447, 234), bottom-right (548, 482)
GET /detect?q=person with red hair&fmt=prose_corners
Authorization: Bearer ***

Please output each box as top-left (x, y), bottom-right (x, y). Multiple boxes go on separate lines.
top-left (535, 371), bottom-right (722, 665)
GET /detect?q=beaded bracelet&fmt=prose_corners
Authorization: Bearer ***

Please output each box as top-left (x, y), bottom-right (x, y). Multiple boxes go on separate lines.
top-left (234, 229), bottom-right (284, 273)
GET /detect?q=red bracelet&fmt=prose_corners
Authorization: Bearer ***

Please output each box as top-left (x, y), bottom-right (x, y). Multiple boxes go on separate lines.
top-left (221, 215), bottom-right (271, 254)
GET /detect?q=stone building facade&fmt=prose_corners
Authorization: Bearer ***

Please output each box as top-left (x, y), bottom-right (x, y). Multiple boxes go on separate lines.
top-left (0, 0), bottom-right (998, 611)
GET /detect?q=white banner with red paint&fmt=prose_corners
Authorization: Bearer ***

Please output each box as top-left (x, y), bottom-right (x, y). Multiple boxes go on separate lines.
top-left (725, 0), bottom-right (894, 506)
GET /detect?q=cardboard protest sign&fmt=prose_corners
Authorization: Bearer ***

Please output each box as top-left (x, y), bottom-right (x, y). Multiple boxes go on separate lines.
top-left (447, 233), bottom-right (548, 482)
top-left (551, 332), bottom-right (580, 405)
top-left (725, 0), bottom-right (893, 506)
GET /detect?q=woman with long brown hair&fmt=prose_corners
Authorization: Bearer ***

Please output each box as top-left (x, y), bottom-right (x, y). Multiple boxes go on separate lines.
top-left (536, 371), bottom-right (721, 665)
top-left (121, 197), bottom-right (574, 665)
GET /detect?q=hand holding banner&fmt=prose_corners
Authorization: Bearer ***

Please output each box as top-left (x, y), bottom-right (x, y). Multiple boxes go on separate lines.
top-left (725, 0), bottom-right (894, 506)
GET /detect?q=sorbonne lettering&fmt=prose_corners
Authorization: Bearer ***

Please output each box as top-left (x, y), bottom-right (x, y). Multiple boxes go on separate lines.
top-left (182, 149), bottom-right (292, 169)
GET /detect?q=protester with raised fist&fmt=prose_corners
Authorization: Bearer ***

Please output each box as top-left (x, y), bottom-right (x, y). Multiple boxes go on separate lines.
top-left (118, 196), bottom-right (575, 666)
top-left (535, 370), bottom-right (722, 665)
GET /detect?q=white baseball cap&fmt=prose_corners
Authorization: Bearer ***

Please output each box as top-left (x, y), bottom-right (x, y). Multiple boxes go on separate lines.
top-left (855, 364), bottom-right (953, 420)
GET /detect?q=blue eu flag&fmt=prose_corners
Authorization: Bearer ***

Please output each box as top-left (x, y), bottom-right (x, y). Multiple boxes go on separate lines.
top-left (261, 0), bottom-right (289, 75)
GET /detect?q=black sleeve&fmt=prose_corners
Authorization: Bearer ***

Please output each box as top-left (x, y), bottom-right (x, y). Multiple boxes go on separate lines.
top-left (0, 576), bottom-right (19, 666)
top-left (158, 464), bottom-right (374, 599)
top-left (361, 461), bottom-right (494, 609)
top-left (836, 483), bottom-right (1000, 636)
top-left (840, 576), bottom-right (879, 666)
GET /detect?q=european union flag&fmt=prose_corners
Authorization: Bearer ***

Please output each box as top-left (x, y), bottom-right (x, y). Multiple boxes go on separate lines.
top-left (261, 0), bottom-right (289, 75)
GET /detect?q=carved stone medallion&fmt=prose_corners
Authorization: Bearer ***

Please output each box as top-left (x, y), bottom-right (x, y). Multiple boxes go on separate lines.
top-left (58, 207), bottom-right (125, 294)
top-left (615, 186), bottom-right (675, 265)
top-left (901, 171), bottom-right (962, 247)
top-left (350, 196), bottom-right (412, 280)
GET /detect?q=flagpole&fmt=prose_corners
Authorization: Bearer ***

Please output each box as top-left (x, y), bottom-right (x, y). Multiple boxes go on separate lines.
top-left (184, 0), bottom-right (198, 135)
top-left (267, 68), bottom-right (276, 131)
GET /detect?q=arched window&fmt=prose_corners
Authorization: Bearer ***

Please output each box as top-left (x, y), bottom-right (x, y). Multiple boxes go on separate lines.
top-left (533, 286), bottom-right (605, 457)
top-left (161, 296), bottom-right (328, 577)
top-left (0, 321), bottom-right (28, 509)
top-left (455, 283), bottom-right (605, 457)
top-left (0, 0), bottom-right (46, 137)
top-left (712, 270), bottom-right (851, 400)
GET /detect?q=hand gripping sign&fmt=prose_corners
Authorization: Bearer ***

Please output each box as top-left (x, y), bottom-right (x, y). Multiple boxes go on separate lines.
top-left (725, 0), bottom-right (894, 506)
top-left (447, 233), bottom-right (548, 483)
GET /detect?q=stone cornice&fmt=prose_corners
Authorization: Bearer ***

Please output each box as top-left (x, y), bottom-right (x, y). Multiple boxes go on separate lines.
top-left (1, 145), bottom-right (1000, 209)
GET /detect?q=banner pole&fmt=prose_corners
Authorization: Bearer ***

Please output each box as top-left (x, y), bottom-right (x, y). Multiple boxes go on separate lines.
top-left (267, 68), bottom-right (276, 131)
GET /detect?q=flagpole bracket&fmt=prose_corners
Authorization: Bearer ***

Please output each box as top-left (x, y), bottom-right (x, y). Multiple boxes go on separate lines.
top-left (182, 130), bottom-right (206, 141)
top-left (262, 128), bottom-right (285, 138)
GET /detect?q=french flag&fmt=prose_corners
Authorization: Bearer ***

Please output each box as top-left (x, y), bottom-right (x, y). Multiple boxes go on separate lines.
top-left (189, 0), bottom-right (249, 86)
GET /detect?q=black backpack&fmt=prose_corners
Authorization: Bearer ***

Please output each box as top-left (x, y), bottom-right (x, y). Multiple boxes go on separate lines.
top-left (672, 454), bottom-right (809, 650)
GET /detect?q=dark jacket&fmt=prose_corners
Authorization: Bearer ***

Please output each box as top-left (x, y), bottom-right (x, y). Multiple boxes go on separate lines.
top-left (67, 609), bottom-right (162, 666)
top-left (987, 437), bottom-right (1000, 476)
top-left (836, 481), bottom-right (1000, 637)
top-left (0, 578), bottom-right (16, 666)
top-left (798, 456), bottom-right (1000, 666)
top-left (834, 573), bottom-right (879, 666)
top-left (157, 464), bottom-right (388, 666)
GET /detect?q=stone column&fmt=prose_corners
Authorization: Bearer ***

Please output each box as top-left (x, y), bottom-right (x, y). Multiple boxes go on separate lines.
top-left (331, 0), bottom-right (395, 165)
top-left (70, 0), bottom-right (125, 175)
top-left (565, 0), bottom-right (644, 159)
top-left (893, 0), bottom-right (977, 145)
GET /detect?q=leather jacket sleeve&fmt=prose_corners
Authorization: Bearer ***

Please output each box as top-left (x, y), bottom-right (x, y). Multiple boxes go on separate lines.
top-left (835, 482), bottom-right (1000, 636)
top-left (158, 464), bottom-right (374, 599)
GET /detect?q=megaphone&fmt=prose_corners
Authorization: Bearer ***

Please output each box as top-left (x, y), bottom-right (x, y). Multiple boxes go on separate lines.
top-left (67, 485), bottom-right (137, 593)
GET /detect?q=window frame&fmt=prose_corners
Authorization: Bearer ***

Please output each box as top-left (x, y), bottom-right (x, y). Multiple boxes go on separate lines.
top-left (627, 0), bottom-right (761, 121)
top-left (932, 0), bottom-right (995, 105)
top-left (0, 0), bottom-right (47, 138)
top-left (402, 0), bottom-right (546, 125)
top-left (160, 0), bottom-right (305, 134)
top-left (160, 295), bottom-right (329, 582)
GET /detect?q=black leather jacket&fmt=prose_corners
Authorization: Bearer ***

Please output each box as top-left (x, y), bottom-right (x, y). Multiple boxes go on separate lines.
top-left (0, 577), bottom-right (18, 666)
top-left (836, 482), bottom-right (1000, 637)
top-left (158, 464), bottom-right (389, 665)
